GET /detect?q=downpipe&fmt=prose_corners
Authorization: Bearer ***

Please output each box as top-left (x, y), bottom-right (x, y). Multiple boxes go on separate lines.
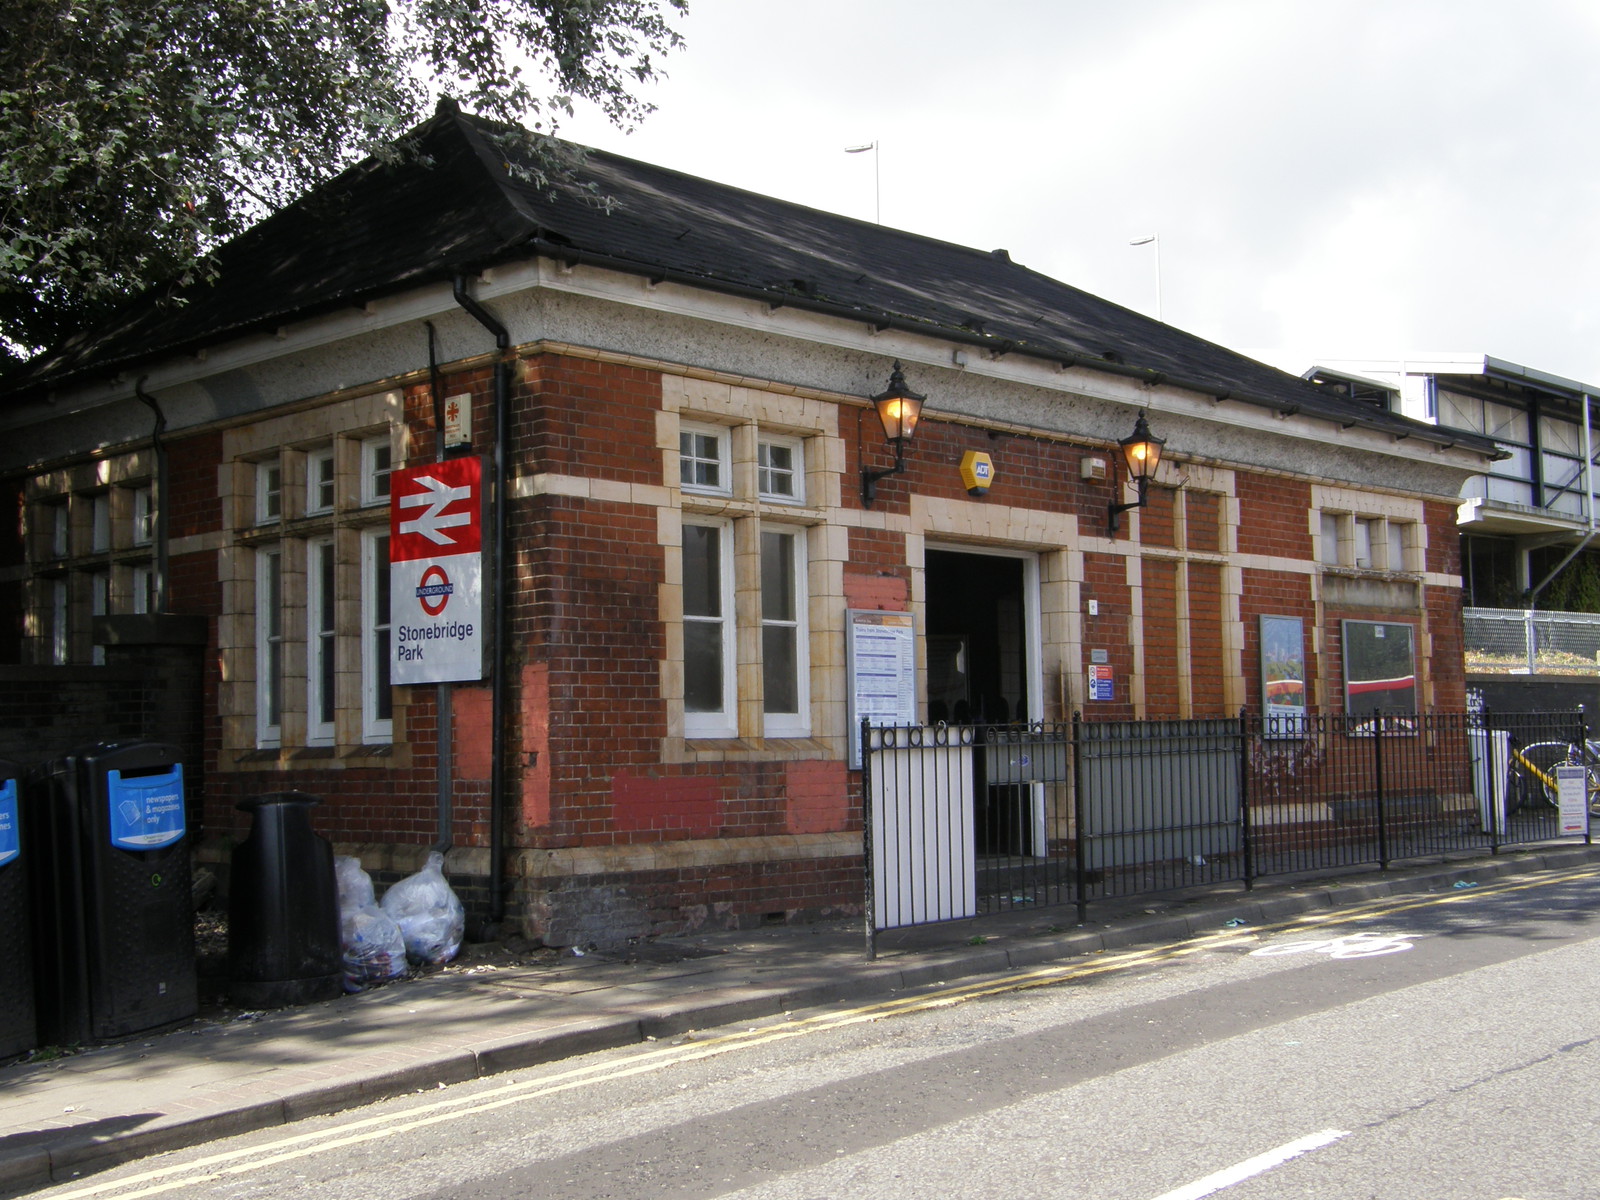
top-left (453, 276), bottom-right (511, 930)
top-left (133, 377), bottom-right (169, 612)
top-left (426, 323), bottom-right (453, 857)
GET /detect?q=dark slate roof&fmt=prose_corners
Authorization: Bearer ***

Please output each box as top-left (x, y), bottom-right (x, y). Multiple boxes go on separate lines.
top-left (4, 100), bottom-right (1496, 454)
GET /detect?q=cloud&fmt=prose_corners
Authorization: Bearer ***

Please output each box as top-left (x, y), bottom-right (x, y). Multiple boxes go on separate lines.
top-left (559, 0), bottom-right (1600, 382)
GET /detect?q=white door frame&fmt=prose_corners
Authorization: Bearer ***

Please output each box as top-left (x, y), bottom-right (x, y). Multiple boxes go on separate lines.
top-left (921, 542), bottom-right (1046, 854)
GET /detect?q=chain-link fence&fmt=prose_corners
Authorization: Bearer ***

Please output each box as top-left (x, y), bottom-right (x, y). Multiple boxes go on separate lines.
top-left (1464, 607), bottom-right (1600, 674)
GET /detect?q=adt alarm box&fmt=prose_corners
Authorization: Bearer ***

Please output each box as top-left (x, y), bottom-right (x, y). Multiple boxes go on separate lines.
top-left (32, 743), bottom-right (196, 1044)
top-left (0, 760), bottom-right (34, 1057)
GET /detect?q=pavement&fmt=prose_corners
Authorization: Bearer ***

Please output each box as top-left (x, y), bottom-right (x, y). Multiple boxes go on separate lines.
top-left (5, 842), bottom-right (1600, 1196)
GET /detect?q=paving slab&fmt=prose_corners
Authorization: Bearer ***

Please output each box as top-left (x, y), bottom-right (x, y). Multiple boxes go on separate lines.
top-left (3, 845), bottom-right (1598, 1195)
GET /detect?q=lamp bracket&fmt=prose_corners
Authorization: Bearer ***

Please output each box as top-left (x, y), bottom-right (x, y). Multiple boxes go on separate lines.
top-left (861, 440), bottom-right (907, 508)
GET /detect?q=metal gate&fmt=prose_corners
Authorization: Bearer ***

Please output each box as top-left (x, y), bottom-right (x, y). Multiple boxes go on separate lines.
top-left (861, 710), bottom-right (1590, 957)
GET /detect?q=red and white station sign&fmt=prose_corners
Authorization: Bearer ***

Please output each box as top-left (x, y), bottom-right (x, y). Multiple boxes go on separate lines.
top-left (389, 456), bottom-right (484, 684)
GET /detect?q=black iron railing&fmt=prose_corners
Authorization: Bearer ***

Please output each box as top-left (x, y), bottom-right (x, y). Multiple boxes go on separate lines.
top-left (861, 710), bottom-right (1591, 956)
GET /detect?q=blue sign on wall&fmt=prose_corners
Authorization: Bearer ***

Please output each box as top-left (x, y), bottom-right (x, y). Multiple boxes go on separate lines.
top-left (0, 777), bottom-right (17, 867)
top-left (107, 765), bottom-right (185, 850)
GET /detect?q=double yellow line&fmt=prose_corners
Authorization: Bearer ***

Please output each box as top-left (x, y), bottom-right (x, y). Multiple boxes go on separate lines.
top-left (46, 864), bottom-right (1600, 1200)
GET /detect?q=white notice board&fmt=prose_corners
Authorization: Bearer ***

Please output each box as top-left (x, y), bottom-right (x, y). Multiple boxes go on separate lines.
top-left (1557, 764), bottom-right (1589, 837)
top-left (847, 609), bottom-right (916, 768)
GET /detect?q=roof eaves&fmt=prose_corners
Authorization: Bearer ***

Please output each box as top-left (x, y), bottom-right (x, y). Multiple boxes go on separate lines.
top-left (520, 237), bottom-right (1498, 459)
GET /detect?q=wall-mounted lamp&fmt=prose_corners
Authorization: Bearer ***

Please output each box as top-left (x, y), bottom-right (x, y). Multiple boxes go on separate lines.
top-left (1107, 411), bottom-right (1166, 532)
top-left (861, 361), bottom-right (925, 507)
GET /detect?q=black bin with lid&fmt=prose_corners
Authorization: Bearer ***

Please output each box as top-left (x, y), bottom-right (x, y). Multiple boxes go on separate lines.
top-left (32, 742), bottom-right (196, 1045)
top-left (228, 792), bottom-right (341, 1007)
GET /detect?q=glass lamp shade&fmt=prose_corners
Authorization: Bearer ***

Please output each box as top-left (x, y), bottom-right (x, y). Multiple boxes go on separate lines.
top-left (871, 362), bottom-right (926, 442)
top-left (1118, 412), bottom-right (1165, 482)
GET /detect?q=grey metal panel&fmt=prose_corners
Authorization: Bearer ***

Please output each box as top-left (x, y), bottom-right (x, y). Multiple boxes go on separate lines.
top-left (1078, 719), bottom-right (1241, 870)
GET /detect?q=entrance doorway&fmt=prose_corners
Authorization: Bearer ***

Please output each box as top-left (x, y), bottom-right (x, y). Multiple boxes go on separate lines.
top-left (923, 548), bottom-right (1040, 854)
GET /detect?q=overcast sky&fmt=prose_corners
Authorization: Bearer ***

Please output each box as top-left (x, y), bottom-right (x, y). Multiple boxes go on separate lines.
top-left (555, 0), bottom-right (1600, 388)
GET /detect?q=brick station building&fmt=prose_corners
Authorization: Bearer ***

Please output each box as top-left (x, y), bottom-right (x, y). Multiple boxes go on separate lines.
top-left (0, 101), bottom-right (1500, 944)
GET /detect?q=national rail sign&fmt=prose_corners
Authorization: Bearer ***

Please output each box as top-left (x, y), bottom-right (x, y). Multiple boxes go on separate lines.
top-left (390, 456), bottom-right (484, 684)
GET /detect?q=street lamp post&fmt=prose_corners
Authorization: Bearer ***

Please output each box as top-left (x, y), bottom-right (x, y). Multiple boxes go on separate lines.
top-left (845, 141), bottom-right (880, 225)
top-left (1129, 234), bottom-right (1163, 323)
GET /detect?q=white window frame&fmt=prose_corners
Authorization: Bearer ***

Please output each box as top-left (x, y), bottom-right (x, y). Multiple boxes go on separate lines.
top-left (50, 578), bottom-right (69, 665)
top-left (306, 446), bottom-right (336, 515)
top-left (1354, 518), bottom-right (1376, 569)
top-left (131, 486), bottom-right (154, 546)
top-left (757, 435), bottom-right (805, 505)
top-left (679, 423), bottom-right (731, 496)
top-left (306, 536), bottom-right (337, 746)
top-left (132, 564), bottom-right (154, 615)
top-left (256, 546), bottom-right (284, 747)
top-left (90, 493), bottom-right (111, 553)
top-left (89, 570), bottom-right (109, 666)
top-left (1318, 512), bottom-right (1342, 566)
top-left (360, 436), bottom-right (392, 508)
top-left (682, 517), bottom-right (737, 738)
top-left (361, 528), bottom-right (393, 743)
top-left (760, 525), bottom-right (810, 737)
top-left (256, 458), bottom-right (283, 525)
top-left (50, 503), bottom-right (69, 559)
top-left (1387, 521), bottom-right (1410, 572)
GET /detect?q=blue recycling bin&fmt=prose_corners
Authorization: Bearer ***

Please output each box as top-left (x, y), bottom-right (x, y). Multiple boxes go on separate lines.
top-left (31, 743), bottom-right (197, 1045)
top-left (0, 760), bottom-right (35, 1058)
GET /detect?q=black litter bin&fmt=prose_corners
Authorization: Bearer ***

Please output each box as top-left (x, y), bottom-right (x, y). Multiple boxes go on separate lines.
top-left (228, 792), bottom-right (341, 1007)
top-left (31, 742), bottom-right (196, 1045)
top-left (0, 759), bottom-right (35, 1058)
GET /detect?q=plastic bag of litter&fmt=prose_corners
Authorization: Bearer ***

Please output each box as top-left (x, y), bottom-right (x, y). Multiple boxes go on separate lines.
top-left (380, 851), bottom-right (465, 966)
top-left (334, 856), bottom-right (407, 988)
top-left (340, 904), bottom-right (408, 989)
top-left (335, 855), bottom-right (376, 910)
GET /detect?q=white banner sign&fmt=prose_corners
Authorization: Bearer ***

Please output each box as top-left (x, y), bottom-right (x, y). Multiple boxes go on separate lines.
top-left (390, 457), bottom-right (485, 684)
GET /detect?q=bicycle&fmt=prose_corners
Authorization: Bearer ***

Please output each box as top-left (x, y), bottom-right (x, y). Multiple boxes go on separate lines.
top-left (1505, 739), bottom-right (1600, 817)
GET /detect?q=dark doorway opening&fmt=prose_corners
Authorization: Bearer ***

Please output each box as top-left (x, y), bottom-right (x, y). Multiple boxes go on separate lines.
top-left (924, 550), bottom-right (1033, 854)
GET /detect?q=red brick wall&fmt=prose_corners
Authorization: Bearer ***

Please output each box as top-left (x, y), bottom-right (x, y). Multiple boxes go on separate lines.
top-left (1239, 567), bottom-right (1318, 711)
top-left (1138, 485), bottom-right (1178, 549)
top-left (1237, 475), bottom-right (1312, 559)
top-left (1080, 550), bottom-right (1136, 719)
top-left (167, 431), bottom-right (224, 540)
top-left (85, 345), bottom-right (1475, 937)
top-left (1188, 491), bottom-right (1222, 553)
top-left (1189, 561), bottom-right (1226, 713)
top-left (1141, 558), bottom-right (1181, 716)
top-left (846, 527), bottom-right (908, 611)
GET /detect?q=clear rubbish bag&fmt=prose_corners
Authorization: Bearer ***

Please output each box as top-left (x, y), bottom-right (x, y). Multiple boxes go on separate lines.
top-left (334, 856), bottom-right (407, 989)
top-left (380, 850), bottom-right (465, 966)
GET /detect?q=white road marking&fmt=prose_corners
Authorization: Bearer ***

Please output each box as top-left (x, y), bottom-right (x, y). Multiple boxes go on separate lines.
top-left (1249, 932), bottom-right (1418, 959)
top-left (1147, 1128), bottom-right (1350, 1200)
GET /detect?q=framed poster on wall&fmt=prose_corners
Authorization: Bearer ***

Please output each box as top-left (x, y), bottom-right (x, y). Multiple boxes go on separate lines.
top-left (847, 609), bottom-right (917, 768)
top-left (1259, 615), bottom-right (1307, 737)
top-left (1341, 620), bottom-right (1417, 724)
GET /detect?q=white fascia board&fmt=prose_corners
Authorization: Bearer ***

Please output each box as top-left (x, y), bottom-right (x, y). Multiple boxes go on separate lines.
top-left (1482, 356), bottom-right (1600, 398)
top-left (0, 273), bottom-right (506, 434)
top-left (497, 259), bottom-right (1490, 471)
top-left (9, 252), bottom-right (1491, 475)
